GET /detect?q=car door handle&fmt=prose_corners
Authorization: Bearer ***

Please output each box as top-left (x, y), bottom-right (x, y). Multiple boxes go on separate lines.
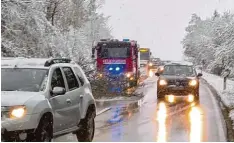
top-left (66, 99), bottom-right (72, 104)
top-left (80, 95), bottom-right (84, 98)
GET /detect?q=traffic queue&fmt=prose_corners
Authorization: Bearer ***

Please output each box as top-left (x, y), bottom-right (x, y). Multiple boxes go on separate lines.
top-left (91, 39), bottom-right (163, 92)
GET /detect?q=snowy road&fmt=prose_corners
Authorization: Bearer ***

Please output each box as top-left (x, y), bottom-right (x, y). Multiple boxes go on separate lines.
top-left (53, 77), bottom-right (226, 142)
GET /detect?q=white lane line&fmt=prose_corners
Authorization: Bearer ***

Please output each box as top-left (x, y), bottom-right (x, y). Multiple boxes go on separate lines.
top-left (205, 85), bottom-right (226, 141)
top-left (96, 107), bottom-right (111, 116)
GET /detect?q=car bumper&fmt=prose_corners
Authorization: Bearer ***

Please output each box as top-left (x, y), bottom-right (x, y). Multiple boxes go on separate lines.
top-left (1, 113), bottom-right (40, 132)
top-left (1, 127), bottom-right (34, 141)
top-left (157, 86), bottom-right (198, 96)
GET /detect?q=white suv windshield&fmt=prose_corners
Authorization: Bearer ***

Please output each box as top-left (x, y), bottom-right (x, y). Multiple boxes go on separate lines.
top-left (1, 68), bottom-right (48, 92)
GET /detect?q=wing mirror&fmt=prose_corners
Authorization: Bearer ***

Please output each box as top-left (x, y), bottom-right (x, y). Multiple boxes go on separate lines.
top-left (155, 72), bottom-right (160, 77)
top-left (197, 73), bottom-right (203, 77)
top-left (52, 87), bottom-right (66, 96)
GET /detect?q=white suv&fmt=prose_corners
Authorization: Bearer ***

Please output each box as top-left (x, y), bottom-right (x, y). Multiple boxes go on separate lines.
top-left (1, 57), bottom-right (96, 142)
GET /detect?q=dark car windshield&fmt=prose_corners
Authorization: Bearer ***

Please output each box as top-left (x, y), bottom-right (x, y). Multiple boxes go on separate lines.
top-left (140, 52), bottom-right (150, 60)
top-left (162, 65), bottom-right (196, 76)
top-left (1, 68), bottom-right (48, 92)
top-left (100, 47), bottom-right (129, 58)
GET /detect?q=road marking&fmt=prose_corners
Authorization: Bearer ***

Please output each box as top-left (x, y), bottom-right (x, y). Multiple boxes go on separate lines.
top-left (205, 85), bottom-right (226, 141)
top-left (96, 107), bottom-right (111, 116)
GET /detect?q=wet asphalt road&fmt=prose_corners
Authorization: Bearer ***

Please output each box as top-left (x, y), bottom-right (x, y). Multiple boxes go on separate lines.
top-left (54, 77), bottom-right (226, 142)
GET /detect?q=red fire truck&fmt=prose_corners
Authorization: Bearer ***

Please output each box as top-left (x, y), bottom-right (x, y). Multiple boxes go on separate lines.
top-left (91, 39), bottom-right (140, 91)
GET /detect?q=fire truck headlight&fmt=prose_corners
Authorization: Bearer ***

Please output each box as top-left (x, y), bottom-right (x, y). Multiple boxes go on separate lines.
top-left (109, 67), bottom-right (113, 71)
top-left (116, 67), bottom-right (120, 71)
top-left (98, 73), bottom-right (103, 78)
top-left (126, 73), bottom-right (131, 78)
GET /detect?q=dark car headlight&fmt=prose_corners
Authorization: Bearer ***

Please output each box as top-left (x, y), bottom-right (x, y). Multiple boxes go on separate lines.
top-left (159, 79), bottom-right (167, 86)
top-left (189, 80), bottom-right (197, 86)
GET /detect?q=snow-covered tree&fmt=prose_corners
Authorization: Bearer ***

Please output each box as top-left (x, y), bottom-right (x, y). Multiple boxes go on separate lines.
top-left (182, 11), bottom-right (234, 78)
top-left (1, 0), bottom-right (112, 74)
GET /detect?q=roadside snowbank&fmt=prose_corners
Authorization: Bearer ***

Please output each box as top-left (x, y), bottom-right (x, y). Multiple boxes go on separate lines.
top-left (201, 71), bottom-right (234, 131)
top-left (202, 72), bottom-right (234, 108)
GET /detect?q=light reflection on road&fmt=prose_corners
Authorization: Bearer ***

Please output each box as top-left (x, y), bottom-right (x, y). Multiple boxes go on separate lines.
top-left (189, 106), bottom-right (203, 142)
top-left (157, 102), bottom-right (167, 142)
top-left (156, 103), bottom-right (203, 142)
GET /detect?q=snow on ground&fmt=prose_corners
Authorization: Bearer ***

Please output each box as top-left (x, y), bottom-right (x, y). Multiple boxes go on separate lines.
top-left (201, 71), bottom-right (234, 108)
top-left (140, 76), bottom-right (157, 105)
top-left (201, 71), bottom-right (234, 130)
top-left (96, 96), bottom-right (130, 102)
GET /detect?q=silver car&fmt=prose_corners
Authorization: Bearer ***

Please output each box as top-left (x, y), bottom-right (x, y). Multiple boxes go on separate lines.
top-left (1, 57), bottom-right (96, 142)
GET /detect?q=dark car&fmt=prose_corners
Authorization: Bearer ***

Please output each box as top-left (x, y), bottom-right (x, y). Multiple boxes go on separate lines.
top-left (155, 63), bottom-right (202, 104)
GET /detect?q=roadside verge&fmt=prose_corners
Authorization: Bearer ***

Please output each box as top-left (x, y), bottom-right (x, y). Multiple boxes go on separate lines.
top-left (202, 78), bottom-right (234, 142)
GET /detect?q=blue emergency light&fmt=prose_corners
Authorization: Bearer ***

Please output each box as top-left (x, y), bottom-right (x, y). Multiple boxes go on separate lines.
top-left (109, 67), bottom-right (113, 71)
top-left (116, 67), bottom-right (120, 71)
top-left (123, 39), bottom-right (129, 42)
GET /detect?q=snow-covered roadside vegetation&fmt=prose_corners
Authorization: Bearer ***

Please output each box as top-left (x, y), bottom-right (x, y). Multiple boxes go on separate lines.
top-left (182, 11), bottom-right (234, 78)
top-left (1, 0), bottom-right (112, 73)
top-left (202, 71), bottom-right (234, 108)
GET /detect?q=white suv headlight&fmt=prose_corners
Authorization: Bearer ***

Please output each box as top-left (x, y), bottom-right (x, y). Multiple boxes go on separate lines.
top-left (10, 106), bottom-right (26, 118)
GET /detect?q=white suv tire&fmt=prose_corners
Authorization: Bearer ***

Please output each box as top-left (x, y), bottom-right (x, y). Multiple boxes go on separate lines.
top-left (76, 107), bottom-right (95, 142)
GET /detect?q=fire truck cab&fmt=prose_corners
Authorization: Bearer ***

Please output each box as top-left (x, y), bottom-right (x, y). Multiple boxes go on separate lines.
top-left (92, 39), bottom-right (140, 90)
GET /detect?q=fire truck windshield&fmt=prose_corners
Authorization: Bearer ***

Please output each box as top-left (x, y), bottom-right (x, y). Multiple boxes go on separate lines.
top-left (140, 52), bottom-right (150, 60)
top-left (100, 47), bottom-right (129, 58)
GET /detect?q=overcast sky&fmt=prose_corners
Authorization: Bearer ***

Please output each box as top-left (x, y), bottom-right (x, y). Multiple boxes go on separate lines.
top-left (100, 0), bottom-right (234, 61)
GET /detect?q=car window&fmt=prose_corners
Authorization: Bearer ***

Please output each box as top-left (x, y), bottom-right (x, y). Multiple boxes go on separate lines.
top-left (51, 68), bottom-right (65, 90)
top-left (1, 68), bottom-right (48, 92)
top-left (73, 67), bottom-right (85, 86)
top-left (162, 65), bottom-right (195, 76)
top-left (62, 67), bottom-right (79, 90)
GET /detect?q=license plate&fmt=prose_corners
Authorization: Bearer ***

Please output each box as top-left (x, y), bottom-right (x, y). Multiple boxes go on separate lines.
top-left (171, 87), bottom-right (185, 90)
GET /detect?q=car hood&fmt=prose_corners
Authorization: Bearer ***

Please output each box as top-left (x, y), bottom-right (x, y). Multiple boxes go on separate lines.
top-left (160, 75), bottom-right (196, 80)
top-left (1, 91), bottom-right (43, 106)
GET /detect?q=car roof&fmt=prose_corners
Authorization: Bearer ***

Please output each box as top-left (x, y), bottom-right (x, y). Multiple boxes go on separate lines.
top-left (1, 57), bottom-right (78, 69)
top-left (164, 61), bottom-right (194, 66)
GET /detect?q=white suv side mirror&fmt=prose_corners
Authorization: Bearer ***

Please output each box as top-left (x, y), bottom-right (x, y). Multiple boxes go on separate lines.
top-left (52, 87), bottom-right (66, 96)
